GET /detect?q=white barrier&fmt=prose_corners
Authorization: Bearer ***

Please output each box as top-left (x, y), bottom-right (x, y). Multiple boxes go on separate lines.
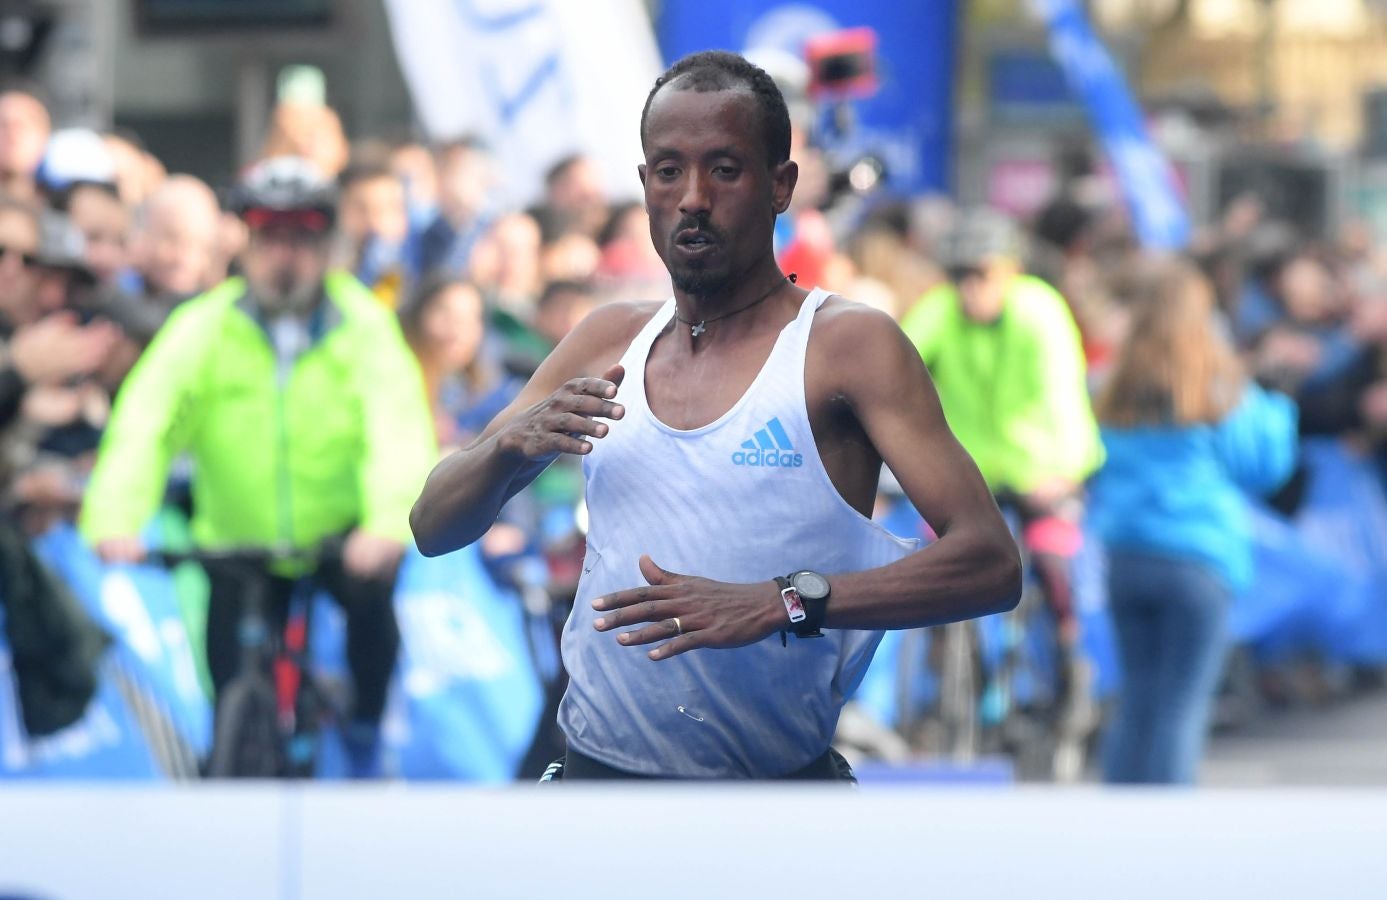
top-left (1, 785), bottom-right (1383, 899)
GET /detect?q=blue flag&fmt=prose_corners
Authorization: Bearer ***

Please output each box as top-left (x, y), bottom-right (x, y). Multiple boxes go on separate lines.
top-left (1036, 0), bottom-right (1191, 250)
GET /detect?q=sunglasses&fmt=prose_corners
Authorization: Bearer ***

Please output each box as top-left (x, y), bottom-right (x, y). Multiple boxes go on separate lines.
top-left (0, 245), bottom-right (39, 267)
top-left (947, 265), bottom-right (984, 284)
top-left (242, 208), bottom-right (332, 234)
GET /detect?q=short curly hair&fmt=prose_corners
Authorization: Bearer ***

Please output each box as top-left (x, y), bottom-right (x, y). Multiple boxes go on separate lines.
top-left (640, 50), bottom-right (791, 168)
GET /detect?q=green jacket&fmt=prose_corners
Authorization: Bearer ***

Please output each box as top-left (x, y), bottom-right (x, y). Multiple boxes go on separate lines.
top-left (81, 271), bottom-right (436, 550)
top-left (901, 274), bottom-right (1104, 494)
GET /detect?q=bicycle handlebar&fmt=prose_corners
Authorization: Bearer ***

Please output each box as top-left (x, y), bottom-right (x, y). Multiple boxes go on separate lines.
top-left (145, 536), bottom-right (346, 570)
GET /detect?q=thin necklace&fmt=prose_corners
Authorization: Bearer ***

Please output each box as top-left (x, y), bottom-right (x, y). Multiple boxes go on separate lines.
top-left (674, 273), bottom-right (797, 338)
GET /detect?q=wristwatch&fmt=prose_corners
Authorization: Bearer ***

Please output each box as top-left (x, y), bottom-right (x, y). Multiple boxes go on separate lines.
top-left (775, 570), bottom-right (830, 638)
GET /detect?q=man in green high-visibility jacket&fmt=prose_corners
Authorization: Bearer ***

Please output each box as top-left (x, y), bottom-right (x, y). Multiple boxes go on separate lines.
top-left (80, 157), bottom-right (436, 774)
top-left (902, 209), bottom-right (1104, 740)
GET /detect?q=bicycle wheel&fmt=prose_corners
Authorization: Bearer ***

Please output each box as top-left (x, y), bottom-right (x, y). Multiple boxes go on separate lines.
top-left (935, 620), bottom-right (982, 762)
top-left (206, 677), bottom-right (282, 778)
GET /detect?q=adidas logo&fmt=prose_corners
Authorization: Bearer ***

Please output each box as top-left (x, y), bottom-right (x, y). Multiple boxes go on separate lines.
top-left (732, 417), bottom-right (804, 468)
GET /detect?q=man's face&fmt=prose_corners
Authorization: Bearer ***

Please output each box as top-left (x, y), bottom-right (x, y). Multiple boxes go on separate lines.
top-left (437, 146), bottom-right (493, 221)
top-left (0, 208), bottom-right (40, 326)
top-left (639, 86), bottom-right (795, 297)
top-left (241, 221), bottom-right (330, 315)
top-left (340, 175), bottom-right (409, 248)
top-left (141, 204), bottom-right (217, 298)
top-left (421, 282), bottom-right (484, 371)
top-left (0, 93), bottom-right (50, 180)
top-left (953, 259), bottom-right (1014, 324)
top-left (68, 186), bottom-right (130, 284)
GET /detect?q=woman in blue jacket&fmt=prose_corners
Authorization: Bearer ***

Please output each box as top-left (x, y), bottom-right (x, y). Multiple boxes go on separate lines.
top-left (1091, 261), bottom-right (1297, 784)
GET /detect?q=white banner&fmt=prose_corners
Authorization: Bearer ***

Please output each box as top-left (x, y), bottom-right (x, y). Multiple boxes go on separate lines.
top-left (384, 0), bottom-right (663, 208)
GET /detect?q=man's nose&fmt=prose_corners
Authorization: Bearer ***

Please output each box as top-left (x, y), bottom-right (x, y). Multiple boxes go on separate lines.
top-left (677, 171), bottom-right (710, 217)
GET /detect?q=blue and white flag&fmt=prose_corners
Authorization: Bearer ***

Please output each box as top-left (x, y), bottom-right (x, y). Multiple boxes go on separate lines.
top-left (383, 0), bottom-right (662, 207)
top-left (1034, 0), bottom-right (1191, 250)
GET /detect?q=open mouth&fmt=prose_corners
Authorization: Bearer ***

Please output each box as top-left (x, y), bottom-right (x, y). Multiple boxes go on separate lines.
top-left (675, 229), bottom-right (716, 249)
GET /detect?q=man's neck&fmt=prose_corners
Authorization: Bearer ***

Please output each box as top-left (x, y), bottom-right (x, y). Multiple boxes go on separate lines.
top-left (675, 261), bottom-right (787, 321)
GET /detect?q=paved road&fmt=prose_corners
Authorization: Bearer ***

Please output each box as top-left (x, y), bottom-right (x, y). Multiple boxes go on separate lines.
top-left (1202, 686), bottom-right (1387, 786)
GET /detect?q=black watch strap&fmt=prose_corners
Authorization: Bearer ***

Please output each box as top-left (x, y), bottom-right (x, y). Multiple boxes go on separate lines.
top-left (795, 602), bottom-right (826, 638)
top-left (790, 574), bottom-right (826, 639)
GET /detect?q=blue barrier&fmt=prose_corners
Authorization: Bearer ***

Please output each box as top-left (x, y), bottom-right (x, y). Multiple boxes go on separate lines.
top-left (1242, 439), bottom-right (1387, 665)
top-left (6, 524), bottom-right (544, 782)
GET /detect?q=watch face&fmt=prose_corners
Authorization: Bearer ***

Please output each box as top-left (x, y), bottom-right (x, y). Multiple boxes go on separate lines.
top-left (792, 571), bottom-right (831, 600)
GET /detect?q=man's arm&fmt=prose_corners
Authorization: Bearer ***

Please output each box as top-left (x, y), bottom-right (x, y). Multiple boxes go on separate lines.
top-left (1004, 284), bottom-right (1104, 493)
top-left (80, 306), bottom-right (206, 559)
top-left (593, 303), bottom-right (1021, 659)
top-left (409, 302), bottom-right (651, 557)
top-left (813, 305), bottom-right (1023, 628)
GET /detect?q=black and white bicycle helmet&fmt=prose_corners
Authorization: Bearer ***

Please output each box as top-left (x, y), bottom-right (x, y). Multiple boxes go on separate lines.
top-left (229, 155), bottom-right (337, 226)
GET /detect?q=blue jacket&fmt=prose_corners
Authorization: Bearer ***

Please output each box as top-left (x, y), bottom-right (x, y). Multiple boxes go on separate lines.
top-left (1088, 384), bottom-right (1298, 590)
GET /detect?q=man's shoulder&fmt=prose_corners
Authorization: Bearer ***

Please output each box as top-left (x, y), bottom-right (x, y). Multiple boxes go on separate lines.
top-left (1004, 275), bottom-right (1072, 322)
top-left (324, 270), bottom-right (392, 322)
top-left (565, 298), bottom-right (666, 354)
top-left (158, 278), bottom-right (247, 334)
top-left (812, 293), bottom-right (910, 352)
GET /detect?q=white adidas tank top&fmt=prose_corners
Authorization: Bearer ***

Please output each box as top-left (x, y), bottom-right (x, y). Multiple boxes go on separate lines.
top-left (557, 288), bottom-right (919, 777)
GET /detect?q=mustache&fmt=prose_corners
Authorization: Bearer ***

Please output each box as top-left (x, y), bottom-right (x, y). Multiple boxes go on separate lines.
top-left (671, 216), bottom-right (724, 244)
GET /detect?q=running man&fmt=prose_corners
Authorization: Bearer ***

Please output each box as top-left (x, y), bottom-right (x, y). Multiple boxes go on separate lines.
top-left (411, 51), bottom-right (1021, 780)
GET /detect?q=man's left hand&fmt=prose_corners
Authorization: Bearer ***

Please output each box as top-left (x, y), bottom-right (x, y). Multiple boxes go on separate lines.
top-left (591, 555), bottom-right (784, 660)
top-left (343, 529), bottom-right (405, 580)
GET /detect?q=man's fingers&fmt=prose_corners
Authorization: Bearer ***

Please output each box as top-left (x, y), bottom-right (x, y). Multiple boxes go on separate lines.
top-left (601, 363), bottom-right (625, 389)
top-left (568, 392), bottom-right (624, 421)
top-left (569, 375), bottom-right (626, 417)
top-left (639, 554), bottom-right (673, 586)
top-left (592, 589), bottom-right (677, 624)
top-left (648, 633), bottom-right (699, 661)
top-left (614, 615), bottom-right (698, 649)
top-left (553, 434), bottom-right (594, 456)
top-left (556, 412), bottom-right (609, 439)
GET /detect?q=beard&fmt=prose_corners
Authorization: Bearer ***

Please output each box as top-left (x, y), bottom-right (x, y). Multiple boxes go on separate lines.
top-left (255, 268), bottom-right (321, 316)
top-left (670, 264), bottom-right (734, 297)
top-left (666, 215), bottom-right (733, 297)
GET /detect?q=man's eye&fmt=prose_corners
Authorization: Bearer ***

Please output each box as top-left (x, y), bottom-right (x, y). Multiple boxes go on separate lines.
top-left (657, 166), bottom-right (680, 179)
top-left (714, 166), bottom-right (739, 178)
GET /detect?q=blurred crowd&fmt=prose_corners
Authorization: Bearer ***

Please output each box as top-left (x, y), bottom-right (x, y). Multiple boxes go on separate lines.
top-left (1, 70), bottom-right (1385, 783)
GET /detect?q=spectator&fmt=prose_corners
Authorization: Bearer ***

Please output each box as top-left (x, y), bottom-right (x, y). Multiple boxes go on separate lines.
top-left (532, 279), bottom-right (597, 351)
top-left (594, 201), bottom-right (668, 300)
top-left (0, 87), bottom-right (51, 205)
top-left (400, 275), bottom-right (520, 449)
top-left (63, 183), bottom-right (130, 285)
top-left (336, 160), bottom-right (413, 307)
top-left (102, 131), bottom-right (166, 208)
top-left (0, 195), bottom-right (42, 330)
top-left (80, 156), bottom-right (436, 777)
top-left (1090, 260), bottom-right (1297, 784)
top-left (539, 230), bottom-right (600, 285)
top-left (129, 174), bottom-right (223, 316)
top-left (469, 211), bottom-right (549, 366)
top-left (417, 137), bottom-right (494, 278)
top-left (901, 208), bottom-right (1105, 729)
top-left (389, 140), bottom-right (440, 229)
top-left (261, 101), bottom-right (349, 180)
top-left (541, 153), bottom-right (607, 240)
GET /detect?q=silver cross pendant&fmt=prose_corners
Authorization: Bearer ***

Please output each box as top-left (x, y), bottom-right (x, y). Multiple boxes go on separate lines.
top-left (690, 321), bottom-right (706, 337)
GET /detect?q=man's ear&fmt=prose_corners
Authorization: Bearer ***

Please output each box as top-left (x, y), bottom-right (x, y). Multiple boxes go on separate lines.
top-left (771, 160), bottom-right (798, 216)
top-left (637, 163), bottom-right (648, 188)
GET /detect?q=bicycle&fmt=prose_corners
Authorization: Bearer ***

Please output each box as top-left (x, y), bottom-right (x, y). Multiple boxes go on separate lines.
top-left (917, 513), bottom-right (1096, 782)
top-left (148, 539), bottom-right (343, 778)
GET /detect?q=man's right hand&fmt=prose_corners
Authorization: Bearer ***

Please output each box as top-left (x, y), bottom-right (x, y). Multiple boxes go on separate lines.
top-left (96, 536), bottom-right (146, 565)
top-left (495, 363), bottom-right (625, 460)
top-left (9, 313), bottom-right (122, 386)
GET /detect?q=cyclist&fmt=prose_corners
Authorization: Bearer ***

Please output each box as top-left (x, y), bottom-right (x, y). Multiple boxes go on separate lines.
top-left (901, 209), bottom-right (1105, 737)
top-left (79, 156), bottom-right (437, 776)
